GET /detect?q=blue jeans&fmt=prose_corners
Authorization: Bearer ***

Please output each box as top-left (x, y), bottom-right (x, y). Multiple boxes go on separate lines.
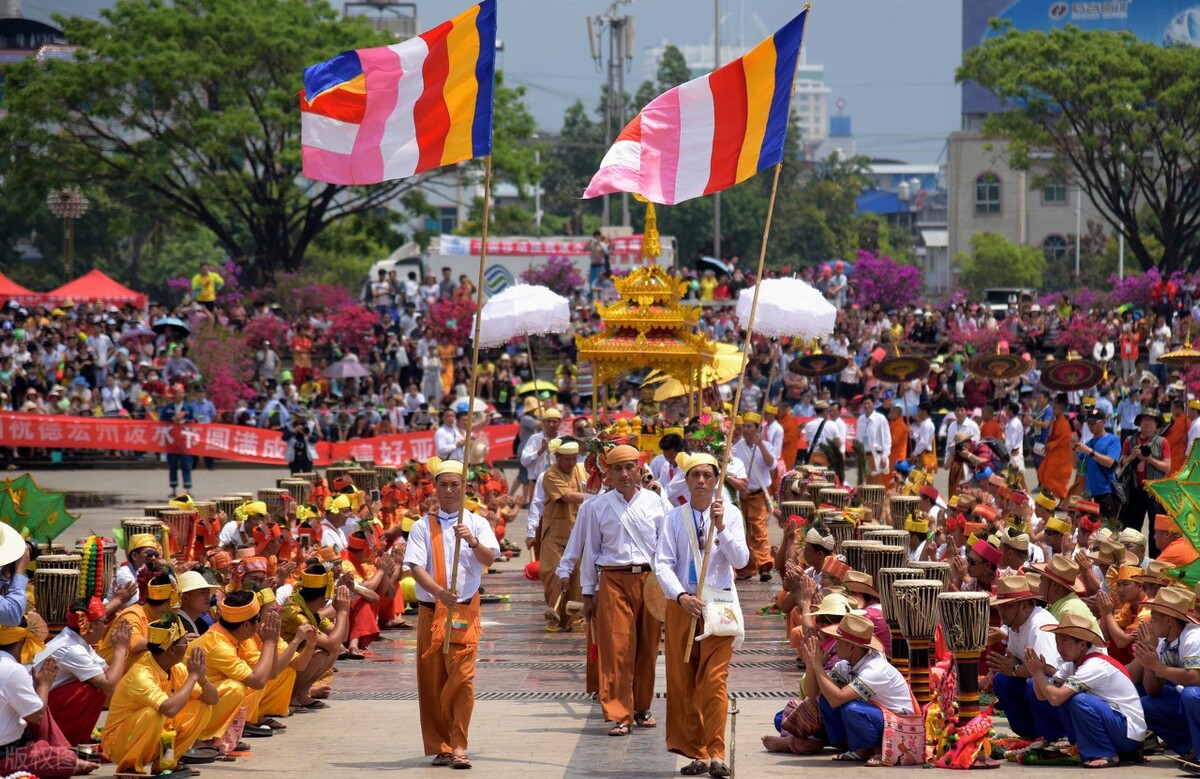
top-left (1181, 686), bottom-right (1200, 755)
top-left (1061, 693), bottom-right (1140, 761)
top-left (1142, 686), bottom-right (1190, 755)
top-left (167, 453), bottom-right (192, 490)
top-left (818, 697), bottom-right (884, 752)
top-left (993, 672), bottom-right (1065, 740)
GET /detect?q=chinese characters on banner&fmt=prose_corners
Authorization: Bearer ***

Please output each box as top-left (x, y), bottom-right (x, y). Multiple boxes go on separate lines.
top-left (0, 413), bottom-right (520, 467)
top-left (438, 234), bottom-right (644, 260)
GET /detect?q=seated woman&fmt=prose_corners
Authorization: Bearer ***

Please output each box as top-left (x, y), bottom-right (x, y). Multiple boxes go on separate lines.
top-left (1026, 612), bottom-right (1147, 768)
top-left (102, 613), bottom-right (218, 777)
top-left (33, 597), bottom-right (132, 746)
top-left (796, 613), bottom-right (916, 763)
top-left (0, 619), bottom-right (95, 778)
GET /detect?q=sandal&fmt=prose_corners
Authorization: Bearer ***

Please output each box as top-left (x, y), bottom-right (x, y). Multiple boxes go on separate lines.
top-left (708, 759), bottom-right (731, 777)
top-left (339, 649), bottom-right (365, 660)
top-left (832, 749), bottom-right (867, 762)
top-left (302, 700), bottom-right (329, 710)
top-left (680, 759), bottom-right (708, 776)
top-left (1083, 757), bottom-right (1119, 769)
top-left (431, 753), bottom-right (453, 766)
top-left (634, 711), bottom-right (657, 728)
top-left (608, 722), bottom-right (631, 737)
top-left (451, 754), bottom-right (472, 770)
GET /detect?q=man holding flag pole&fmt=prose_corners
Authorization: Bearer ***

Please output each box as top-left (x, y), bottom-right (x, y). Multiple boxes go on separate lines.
top-left (300, 0), bottom-right (499, 769)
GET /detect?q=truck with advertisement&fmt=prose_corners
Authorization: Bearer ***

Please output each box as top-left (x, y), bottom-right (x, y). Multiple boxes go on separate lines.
top-left (366, 230), bottom-right (676, 297)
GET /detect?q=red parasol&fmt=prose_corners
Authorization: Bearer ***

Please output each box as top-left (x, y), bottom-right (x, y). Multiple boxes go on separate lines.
top-left (874, 355), bottom-right (931, 383)
top-left (968, 354), bottom-right (1031, 381)
top-left (788, 353), bottom-right (849, 378)
top-left (1039, 359), bottom-right (1104, 392)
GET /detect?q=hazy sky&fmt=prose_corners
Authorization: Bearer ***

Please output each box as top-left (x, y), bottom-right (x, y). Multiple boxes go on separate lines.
top-left (22, 0), bottom-right (962, 164)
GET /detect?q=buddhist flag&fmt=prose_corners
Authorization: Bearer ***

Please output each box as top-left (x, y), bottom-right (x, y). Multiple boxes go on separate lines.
top-left (299, 0), bottom-right (496, 185)
top-left (584, 7), bottom-right (808, 205)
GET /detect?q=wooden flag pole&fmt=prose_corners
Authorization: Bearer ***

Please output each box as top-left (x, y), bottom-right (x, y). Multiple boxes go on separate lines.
top-left (685, 161), bottom-right (783, 661)
top-left (444, 155), bottom-right (493, 654)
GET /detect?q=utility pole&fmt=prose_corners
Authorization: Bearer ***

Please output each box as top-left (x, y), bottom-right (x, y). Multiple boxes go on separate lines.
top-left (712, 0), bottom-right (721, 260)
top-left (588, 2), bottom-right (634, 228)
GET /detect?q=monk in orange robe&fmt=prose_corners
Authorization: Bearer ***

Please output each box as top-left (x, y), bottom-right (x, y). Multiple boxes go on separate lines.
top-left (1164, 399), bottom-right (1188, 476)
top-left (1036, 396), bottom-right (1073, 500)
top-left (887, 406), bottom-right (909, 482)
top-left (779, 406), bottom-right (803, 470)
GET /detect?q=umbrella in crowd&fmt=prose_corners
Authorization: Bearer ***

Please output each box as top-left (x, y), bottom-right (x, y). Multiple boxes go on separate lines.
top-left (515, 380), bottom-right (558, 396)
top-left (152, 316), bottom-right (190, 336)
top-left (324, 359), bottom-right (370, 379)
top-left (1039, 359), bottom-right (1104, 392)
top-left (697, 256), bottom-right (730, 275)
top-left (735, 277), bottom-right (837, 340)
top-left (876, 355), bottom-right (932, 383)
top-left (789, 352), bottom-right (849, 378)
top-left (968, 353), bottom-right (1031, 380)
top-left (118, 327), bottom-right (155, 343)
top-left (476, 284), bottom-right (571, 348)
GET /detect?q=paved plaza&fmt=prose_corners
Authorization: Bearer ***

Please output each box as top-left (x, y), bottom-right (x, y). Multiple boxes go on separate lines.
top-left (18, 464), bottom-right (1180, 778)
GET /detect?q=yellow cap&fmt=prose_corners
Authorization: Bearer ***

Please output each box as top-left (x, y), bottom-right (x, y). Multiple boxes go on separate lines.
top-left (743, 412), bottom-right (761, 424)
top-left (325, 494), bottom-right (352, 513)
top-left (675, 452), bottom-right (719, 475)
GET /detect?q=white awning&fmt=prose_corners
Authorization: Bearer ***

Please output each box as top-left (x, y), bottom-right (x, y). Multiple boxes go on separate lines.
top-left (921, 229), bottom-right (948, 248)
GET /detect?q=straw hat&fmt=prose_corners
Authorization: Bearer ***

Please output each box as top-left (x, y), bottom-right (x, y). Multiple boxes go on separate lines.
top-left (177, 570), bottom-right (217, 595)
top-left (1088, 539), bottom-right (1138, 568)
top-left (1117, 528), bottom-right (1147, 548)
top-left (0, 524), bottom-right (24, 568)
top-left (990, 574), bottom-right (1039, 606)
top-left (1134, 560), bottom-right (1175, 587)
top-left (820, 612), bottom-right (884, 652)
top-left (1032, 554), bottom-right (1085, 594)
top-left (999, 532), bottom-right (1031, 553)
top-left (1145, 586), bottom-right (1198, 623)
top-left (842, 571), bottom-right (878, 598)
top-left (809, 593), bottom-right (852, 620)
top-left (1040, 612), bottom-right (1104, 646)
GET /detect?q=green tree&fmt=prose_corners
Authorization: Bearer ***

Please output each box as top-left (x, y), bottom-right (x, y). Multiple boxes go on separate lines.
top-left (958, 232), bottom-right (1045, 294)
top-left (540, 101), bottom-right (606, 235)
top-left (957, 24), bottom-right (1200, 274)
top-left (633, 43), bottom-right (691, 112)
top-left (0, 0), bottom-right (534, 281)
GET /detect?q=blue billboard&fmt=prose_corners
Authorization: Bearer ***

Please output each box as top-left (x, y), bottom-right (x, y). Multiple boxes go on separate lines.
top-left (963, 1), bottom-right (1200, 114)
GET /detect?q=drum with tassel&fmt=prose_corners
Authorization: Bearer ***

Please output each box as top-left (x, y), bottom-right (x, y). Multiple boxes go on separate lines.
top-left (893, 579), bottom-right (944, 706)
top-left (349, 469), bottom-right (379, 493)
top-left (805, 480), bottom-right (834, 504)
top-left (35, 569), bottom-right (80, 628)
top-left (818, 488), bottom-right (850, 512)
top-left (280, 479), bottom-right (313, 507)
top-left (839, 540), bottom-right (885, 575)
top-left (856, 484), bottom-right (885, 521)
top-left (35, 554), bottom-right (82, 572)
top-left (823, 518), bottom-right (856, 552)
top-left (192, 501), bottom-right (215, 523)
top-left (863, 546), bottom-right (908, 586)
top-left (780, 502), bottom-right (810, 525)
top-left (142, 504), bottom-right (176, 520)
top-left (258, 488), bottom-right (288, 517)
top-left (356, 459), bottom-right (376, 470)
top-left (909, 560), bottom-right (951, 587)
top-left (862, 528), bottom-right (909, 549)
top-left (325, 466), bottom-right (352, 486)
top-left (376, 465), bottom-right (398, 486)
top-left (937, 592), bottom-right (991, 725)
top-left (875, 567), bottom-right (923, 681)
top-left (214, 497), bottom-right (243, 521)
top-left (159, 510), bottom-right (196, 561)
top-left (888, 495), bottom-right (921, 530)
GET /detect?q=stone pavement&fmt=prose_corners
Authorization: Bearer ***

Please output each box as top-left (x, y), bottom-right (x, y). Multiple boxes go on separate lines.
top-left (17, 464), bottom-right (1174, 777)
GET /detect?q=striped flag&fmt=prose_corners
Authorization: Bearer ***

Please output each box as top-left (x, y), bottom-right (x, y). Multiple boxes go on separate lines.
top-left (299, 0), bottom-right (496, 185)
top-left (584, 8), bottom-right (808, 205)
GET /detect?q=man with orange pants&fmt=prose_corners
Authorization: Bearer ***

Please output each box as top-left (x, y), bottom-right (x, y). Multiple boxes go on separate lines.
top-left (656, 452), bottom-right (749, 777)
top-left (731, 413), bottom-right (775, 581)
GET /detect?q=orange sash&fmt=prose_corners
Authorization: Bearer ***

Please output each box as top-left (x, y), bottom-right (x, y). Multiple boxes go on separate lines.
top-left (428, 517), bottom-right (481, 647)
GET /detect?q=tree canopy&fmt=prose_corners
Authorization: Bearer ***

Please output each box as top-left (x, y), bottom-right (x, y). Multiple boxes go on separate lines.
top-left (957, 232), bottom-right (1044, 294)
top-left (0, 0), bottom-right (535, 282)
top-left (958, 24), bottom-right (1200, 274)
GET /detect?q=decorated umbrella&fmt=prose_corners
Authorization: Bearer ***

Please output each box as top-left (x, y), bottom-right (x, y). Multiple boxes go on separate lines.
top-left (118, 327), bottom-right (155, 343)
top-left (1159, 345), bottom-right (1200, 368)
top-left (152, 316), bottom-right (190, 336)
top-left (324, 359), bottom-right (370, 379)
top-left (789, 352), bottom-right (849, 378)
top-left (735, 277), bottom-right (836, 339)
top-left (478, 284), bottom-right (572, 418)
top-left (0, 475), bottom-right (79, 543)
top-left (875, 355), bottom-right (932, 383)
top-left (967, 353), bottom-right (1031, 381)
top-left (697, 256), bottom-right (730, 275)
top-left (1039, 359), bottom-right (1104, 392)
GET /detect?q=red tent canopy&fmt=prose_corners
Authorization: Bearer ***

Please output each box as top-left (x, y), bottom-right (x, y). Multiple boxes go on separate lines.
top-left (43, 269), bottom-right (147, 310)
top-left (0, 272), bottom-right (43, 306)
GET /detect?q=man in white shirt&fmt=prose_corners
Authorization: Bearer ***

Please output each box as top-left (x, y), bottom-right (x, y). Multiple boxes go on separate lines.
top-left (319, 495), bottom-right (353, 553)
top-left (218, 501), bottom-right (267, 550)
top-left (579, 445), bottom-right (670, 736)
top-left (655, 453), bottom-right (749, 777)
top-left (1132, 587), bottom-right (1200, 758)
top-left (403, 457), bottom-right (499, 770)
top-left (858, 402), bottom-right (892, 487)
top-left (910, 403), bottom-right (938, 475)
top-left (647, 432), bottom-right (684, 490)
top-left (943, 401), bottom-right (982, 468)
top-left (731, 413), bottom-right (775, 582)
top-left (762, 404), bottom-right (784, 460)
top-left (800, 400), bottom-right (840, 466)
top-left (519, 408), bottom-right (562, 485)
top-left (985, 575), bottom-right (1065, 743)
top-left (1004, 401), bottom-right (1027, 473)
top-left (433, 408), bottom-right (466, 460)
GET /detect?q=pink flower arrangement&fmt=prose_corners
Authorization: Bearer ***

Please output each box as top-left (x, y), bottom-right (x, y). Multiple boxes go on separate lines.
top-left (429, 298), bottom-right (478, 348)
top-left (851, 250), bottom-right (923, 311)
top-left (521, 254), bottom-right (586, 297)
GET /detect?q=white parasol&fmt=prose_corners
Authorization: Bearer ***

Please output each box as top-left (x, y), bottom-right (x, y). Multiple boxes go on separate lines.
top-left (734, 277), bottom-right (837, 339)
top-left (477, 284), bottom-right (572, 347)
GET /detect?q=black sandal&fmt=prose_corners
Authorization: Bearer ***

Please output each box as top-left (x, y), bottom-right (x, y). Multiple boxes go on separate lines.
top-left (680, 759), bottom-right (708, 775)
top-left (431, 753), bottom-right (453, 766)
top-left (608, 722), bottom-right (631, 737)
top-left (634, 711), bottom-right (657, 728)
top-left (708, 760), bottom-right (731, 778)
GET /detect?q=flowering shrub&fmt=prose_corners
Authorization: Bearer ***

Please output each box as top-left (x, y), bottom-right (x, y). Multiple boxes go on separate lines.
top-left (188, 323), bottom-right (255, 412)
top-left (320, 305), bottom-right (378, 356)
top-left (270, 272), bottom-right (358, 318)
top-left (521, 254), bottom-right (586, 297)
top-left (241, 314), bottom-right (289, 349)
top-left (1108, 269), bottom-right (1160, 310)
top-left (946, 321), bottom-right (1003, 355)
top-left (1056, 314), bottom-right (1109, 355)
top-left (852, 250), bottom-right (922, 310)
top-left (166, 260), bottom-right (245, 307)
top-left (429, 298), bottom-right (477, 348)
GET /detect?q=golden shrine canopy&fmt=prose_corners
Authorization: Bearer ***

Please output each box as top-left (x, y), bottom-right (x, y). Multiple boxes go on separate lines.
top-left (576, 265), bottom-right (717, 385)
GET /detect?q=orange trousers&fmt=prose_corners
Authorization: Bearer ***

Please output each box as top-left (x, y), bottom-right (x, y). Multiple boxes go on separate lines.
top-left (736, 493), bottom-right (772, 577)
top-left (664, 602), bottom-right (734, 760)
top-left (586, 620), bottom-right (599, 694)
top-left (595, 570), bottom-right (661, 725)
top-left (539, 522), bottom-right (581, 629)
top-left (416, 603), bottom-right (477, 755)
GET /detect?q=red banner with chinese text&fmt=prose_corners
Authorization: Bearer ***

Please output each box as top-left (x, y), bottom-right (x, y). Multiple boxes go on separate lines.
top-left (0, 412), bottom-right (520, 467)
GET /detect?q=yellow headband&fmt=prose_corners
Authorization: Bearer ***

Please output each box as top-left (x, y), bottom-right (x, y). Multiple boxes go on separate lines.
top-left (743, 412), bottom-right (762, 424)
top-left (257, 588), bottom-right (277, 606)
top-left (0, 625), bottom-right (28, 645)
top-left (426, 457), bottom-right (464, 480)
top-left (146, 615), bottom-right (184, 650)
top-left (675, 452), bottom-right (719, 475)
top-left (300, 570), bottom-right (332, 590)
top-left (1045, 517), bottom-right (1072, 535)
top-left (295, 505), bottom-right (318, 522)
top-left (147, 581), bottom-right (176, 601)
top-left (128, 533), bottom-right (161, 553)
top-left (221, 597), bottom-right (261, 623)
top-left (1035, 492), bottom-right (1060, 511)
top-left (325, 494), bottom-right (352, 513)
top-left (548, 438), bottom-right (580, 456)
top-left (904, 514), bottom-right (929, 534)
